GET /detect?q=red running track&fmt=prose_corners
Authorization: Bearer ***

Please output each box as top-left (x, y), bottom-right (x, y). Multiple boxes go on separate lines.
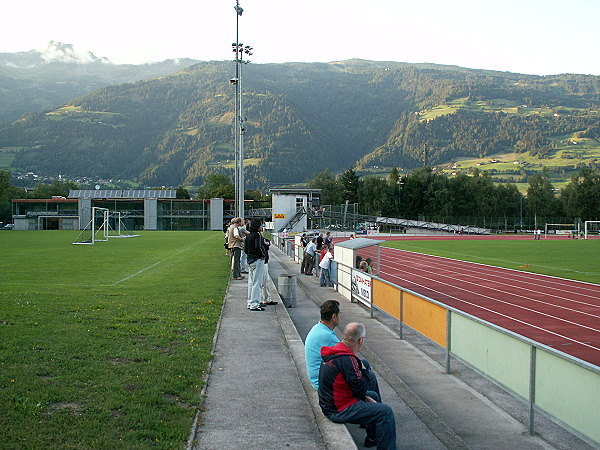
top-left (372, 247), bottom-right (600, 367)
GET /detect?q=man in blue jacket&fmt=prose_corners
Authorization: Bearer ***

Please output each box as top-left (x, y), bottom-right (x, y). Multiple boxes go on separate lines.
top-left (318, 323), bottom-right (397, 449)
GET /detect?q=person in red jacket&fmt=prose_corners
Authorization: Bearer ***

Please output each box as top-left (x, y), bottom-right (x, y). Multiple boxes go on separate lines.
top-left (318, 323), bottom-right (397, 449)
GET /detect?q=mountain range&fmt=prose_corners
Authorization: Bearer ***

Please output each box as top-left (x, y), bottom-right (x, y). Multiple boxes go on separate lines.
top-left (0, 44), bottom-right (599, 190)
top-left (0, 41), bottom-right (199, 123)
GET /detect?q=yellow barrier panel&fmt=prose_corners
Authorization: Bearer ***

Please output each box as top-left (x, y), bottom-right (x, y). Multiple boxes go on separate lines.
top-left (373, 279), bottom-right (400, 319)
top-left (403, 292), bottom-right (447, 348)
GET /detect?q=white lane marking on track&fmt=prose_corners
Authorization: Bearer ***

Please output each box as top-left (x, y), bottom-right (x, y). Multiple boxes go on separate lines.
top-left (385, 252), bottom-right (600, 309)
top-left (383, 246), bottom-right (600, 295)
top-left (392, 248), bottom-right (600, 297)
top-left (381, 263), bottom-right (600, 334)
top-left (386, 244), bottom-right (600, 276)
top-left (381, 271), bottom-right (600, 353)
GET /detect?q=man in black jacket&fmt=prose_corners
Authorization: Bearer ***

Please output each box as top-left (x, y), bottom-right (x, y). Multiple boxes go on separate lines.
top-left (318, 323), bottom-right (397, 449)
top-left (244, 218), bottom-right (266, 311)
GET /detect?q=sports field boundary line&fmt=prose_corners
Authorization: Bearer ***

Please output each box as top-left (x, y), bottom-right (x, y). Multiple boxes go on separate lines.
top-left (112, 241), bottom-right (204, 286)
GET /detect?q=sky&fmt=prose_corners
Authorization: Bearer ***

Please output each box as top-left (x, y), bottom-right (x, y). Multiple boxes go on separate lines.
top-left (1, 0), bottom-right (599, 76)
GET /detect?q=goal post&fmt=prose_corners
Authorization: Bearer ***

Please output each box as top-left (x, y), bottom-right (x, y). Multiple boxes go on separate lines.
top-left (544, 223), bottom-right (577, 238)
top-left (72, 207), bottom-right (109, 245)
top-left (584, 221), bottom-right (600, 239)
top-left (107, 211), bottom-right (140, 238)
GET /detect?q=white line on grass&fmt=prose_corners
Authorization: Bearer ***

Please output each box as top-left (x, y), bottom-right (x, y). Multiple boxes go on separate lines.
top-left (112, 241), bottom-right (202, 285)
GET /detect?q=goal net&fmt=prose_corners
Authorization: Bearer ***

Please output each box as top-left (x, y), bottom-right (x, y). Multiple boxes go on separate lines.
top-left (72, 207), bottom-right (109, 245)
top-left (107, 212), bottom-right (139, 238)
top-left (584, 221), bottom-right (600, 239)
top-left (544, 223), bottom-right (578, 237)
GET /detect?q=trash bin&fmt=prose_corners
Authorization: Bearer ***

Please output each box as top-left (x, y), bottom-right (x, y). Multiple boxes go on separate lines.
top-left (277, 274), bottom-right (297, 308)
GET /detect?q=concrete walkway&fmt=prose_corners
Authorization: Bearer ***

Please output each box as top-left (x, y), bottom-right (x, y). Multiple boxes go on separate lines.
top-left (191, 246), bottom-right (594, 450)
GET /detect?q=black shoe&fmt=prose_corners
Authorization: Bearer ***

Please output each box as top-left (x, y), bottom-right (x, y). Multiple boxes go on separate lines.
top-left (249, 306), bottom-right (265, 311)
top-left (263, 301), bottom-right (278, 305)
top-left (364, 436), bottom-right (377, 448)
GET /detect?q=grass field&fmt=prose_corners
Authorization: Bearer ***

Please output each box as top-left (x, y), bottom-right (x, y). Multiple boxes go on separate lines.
top-left (383, 239), bottom-right (600, 284)
top-left (0, 231), bottom-right (229, 448)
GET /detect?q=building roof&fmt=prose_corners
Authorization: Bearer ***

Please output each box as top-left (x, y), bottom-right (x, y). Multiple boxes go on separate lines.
top-left (269, 188), bottom-right (321, 195)
top-left (69, 189), bottom-right (176, 199)
top-left (335, 237), bottom-right (381, 250)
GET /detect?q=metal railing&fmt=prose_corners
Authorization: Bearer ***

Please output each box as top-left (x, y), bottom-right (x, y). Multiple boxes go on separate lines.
top-left (272, 234), bottom-right (600, 446)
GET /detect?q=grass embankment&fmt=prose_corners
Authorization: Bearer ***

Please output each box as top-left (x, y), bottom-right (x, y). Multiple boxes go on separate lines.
top-left (383, 239), bottom-right (600, 284)
top-left (0, 231), bottom-right (229, 448)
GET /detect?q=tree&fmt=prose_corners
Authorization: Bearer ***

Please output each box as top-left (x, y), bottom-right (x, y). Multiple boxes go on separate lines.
top-left (561, 168), bottom-right (600, 221)
top-left (176, 187), bottom-right (190, 199)
top-left (526, 171), bottom-right (557, 224)
top-left (31, 180), bottom-right (79, 199)
top-left (0, 170), bottom-right (27, 223)
top-left (307, 169), bottom-right (343, 205)
top-left (494, 184), bottom-right (523, 229)
top-left (196, 174), bottom-right (235, 200)
top-left (358, 176), bottom-right (390, 216)
top-left (340, 168), bottom-right (360, 205)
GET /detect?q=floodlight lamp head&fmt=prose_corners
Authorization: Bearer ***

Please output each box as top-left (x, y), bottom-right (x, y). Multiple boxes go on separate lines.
top-left (230, 78), bottom-right (238, 85)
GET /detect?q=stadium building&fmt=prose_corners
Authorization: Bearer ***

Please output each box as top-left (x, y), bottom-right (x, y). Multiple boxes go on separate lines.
top-left (11, 190), bottom-right (236, 231)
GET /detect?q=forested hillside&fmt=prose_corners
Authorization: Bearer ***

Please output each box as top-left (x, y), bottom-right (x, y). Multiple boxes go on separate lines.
top-left (1, 59), bottom-right (598, 189)
top-left (0, 42), bottom-right (199, 122)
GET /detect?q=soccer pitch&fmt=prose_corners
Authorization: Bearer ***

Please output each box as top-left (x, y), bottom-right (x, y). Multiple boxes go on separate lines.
top-left (0, 231), bottom-right (229, 448)
top-left (383, 239), bottom-right (600, 284)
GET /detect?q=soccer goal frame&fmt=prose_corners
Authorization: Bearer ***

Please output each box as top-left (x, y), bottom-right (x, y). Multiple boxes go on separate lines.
top-left (107, 212), bottom-right (139, 238)
top-left (72, 207), bottom-right (109, 245)
top-left (544, 223), bottom-right (578, 238)
top-left (584, 221), bottom-right (600, 239)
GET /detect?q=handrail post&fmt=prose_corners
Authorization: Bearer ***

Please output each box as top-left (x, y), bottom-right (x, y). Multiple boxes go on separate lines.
top-left (529, 346), bottom-right (537, 435)
top-left (445, 309), bottom-right (452, 374)
top-left (399, 290), bottom-right (404, 340)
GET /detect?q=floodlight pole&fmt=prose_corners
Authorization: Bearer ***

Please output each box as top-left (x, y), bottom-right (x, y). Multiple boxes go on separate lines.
top-left (233, 3), bottom-right (241, 218)
top-left (231, 1), bottom-right (251, 218)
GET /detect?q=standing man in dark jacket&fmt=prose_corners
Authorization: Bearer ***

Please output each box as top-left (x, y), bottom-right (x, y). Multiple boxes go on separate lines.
top-left (318, 323), bottom-right (397, 449)
top-left (244, 218), bottom-right (267, 311)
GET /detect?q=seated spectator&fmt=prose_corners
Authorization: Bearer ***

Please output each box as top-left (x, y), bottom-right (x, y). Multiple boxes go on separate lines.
top-left (305, 300), bottom-right (341, 390)
top-left (318, 323), bottom-right (397, 449)
top-left (359, 261), bottom-right (369, 272)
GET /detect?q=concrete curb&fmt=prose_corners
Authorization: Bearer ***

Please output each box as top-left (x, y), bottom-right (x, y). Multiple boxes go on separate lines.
top-left (268, 274), bottom-right (358, 450)
top-left (186, 279), bottom-right (230, 450)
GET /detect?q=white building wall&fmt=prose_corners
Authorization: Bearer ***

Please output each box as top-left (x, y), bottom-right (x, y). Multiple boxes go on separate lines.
top-left (144, 198), bottom-right (158, 230)
top-left (272, 194), bottom-right (308, 232)
top-left (210, 198), bottom-right (224, 231)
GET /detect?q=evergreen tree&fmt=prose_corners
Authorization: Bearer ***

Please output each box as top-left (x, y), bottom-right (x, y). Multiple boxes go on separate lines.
top-left (340, 168), bottom-right (360, 205)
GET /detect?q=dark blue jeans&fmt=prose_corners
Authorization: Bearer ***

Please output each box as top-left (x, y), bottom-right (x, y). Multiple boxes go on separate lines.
top-left (328, 391), bottom-right (397, 450)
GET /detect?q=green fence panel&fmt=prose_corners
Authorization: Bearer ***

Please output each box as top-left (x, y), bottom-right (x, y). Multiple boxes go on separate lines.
top-left (535, 350), bottom-right (600, 445)
top-left (451, 314), bottom-right (531, 398)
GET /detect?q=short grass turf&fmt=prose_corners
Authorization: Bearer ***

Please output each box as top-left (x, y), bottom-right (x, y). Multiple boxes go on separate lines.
top-left (383, 239), bottom-right (600, 284)
top-left (0, 231), bottom-right (229, 448)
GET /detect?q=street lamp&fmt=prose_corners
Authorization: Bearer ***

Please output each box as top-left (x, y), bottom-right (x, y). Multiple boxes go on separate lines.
top-left (231, 1), bottom-right (252, 218)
